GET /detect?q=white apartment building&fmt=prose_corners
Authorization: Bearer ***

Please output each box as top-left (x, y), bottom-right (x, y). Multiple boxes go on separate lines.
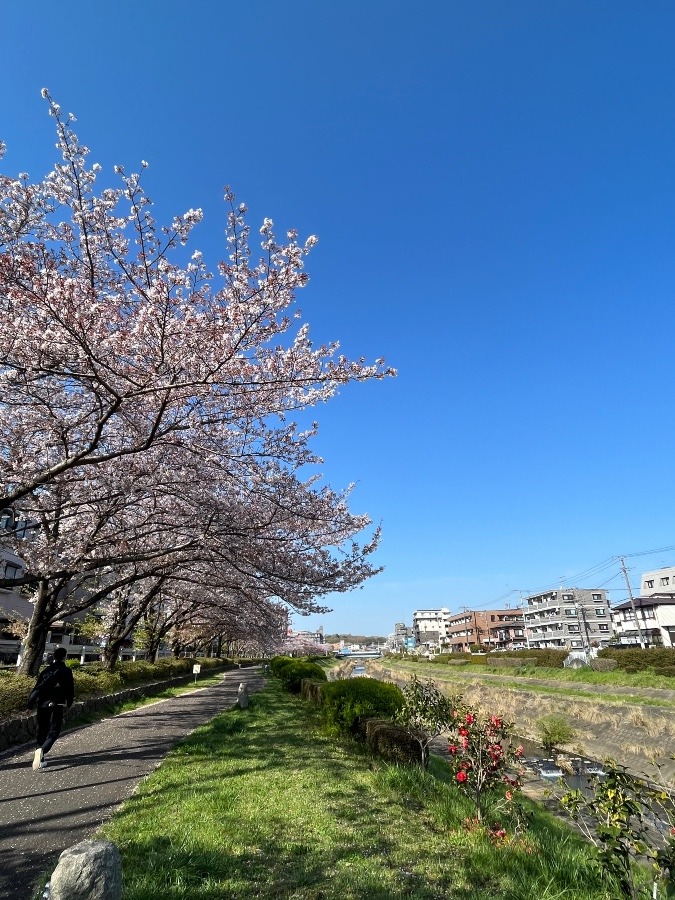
top-left (412, 608), bottom-right (451, 650)
top-left (641, 567), bottom-right (675, 595)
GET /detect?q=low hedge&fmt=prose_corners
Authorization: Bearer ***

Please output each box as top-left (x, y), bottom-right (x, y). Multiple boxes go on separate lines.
top-left (485, 649), bottom-right (568, 669)
top-left (487, 657), bottom-right (538, 669)
top-left (277, 660), bottom-right (327, 694)
top-left (430, 655), bottom-right (471, 666)
top-left (269, 656), bottom-right (294, 677)
top-left (590, 658), bottom-right (618, 672)
top-left (654, 666), bottom-right (675, 678)
top-left (0, 657), bottom-right (229, 721)
top-left (321, 678), bottom-right (404, 736)
top-left (598, 647), bottom-right (675, 673)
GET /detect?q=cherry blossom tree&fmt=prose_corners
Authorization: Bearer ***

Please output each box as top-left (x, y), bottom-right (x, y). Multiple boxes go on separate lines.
top-left (0, 92), bottom-right (392, 511)
top-left (1, 93), bottom-right (393, 674)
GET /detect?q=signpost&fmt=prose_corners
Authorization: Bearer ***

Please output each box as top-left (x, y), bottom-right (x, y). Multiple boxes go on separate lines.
top-left (192, 663), bottom-right (201, 684)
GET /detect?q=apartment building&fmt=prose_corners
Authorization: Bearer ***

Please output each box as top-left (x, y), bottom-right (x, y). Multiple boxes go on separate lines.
top-left (412, 608), bottom-right (451, 650)
top-left (389, 622), bottom-right (415, 652)
top-left (641, 567), bottom-right (675, 595)
top-left (524, 588), bottom-right (613, 650)
top-left (444, 609), bottom-right (525, 653)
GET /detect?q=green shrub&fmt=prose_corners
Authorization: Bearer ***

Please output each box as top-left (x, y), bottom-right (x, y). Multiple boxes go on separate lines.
top-left (653, 666), bottom-right (675, 678)
top-left (488, 656), bottom-right (537, 668)
top-left (65, 658), bottom-right (81, 670)
top-left (538, 714), bottom-right (575, 755)
top-left (269, 656), bottom-right (294, 677)
top-left (489, 649), bottom-right (567, 668)
top-left (0, 656), bottom-right (229, 721)
top-left (590, 658), bottom-right (618, 672)
top-left (430, 655), bottom-right (469, 666)
top-left (363, 717), bottom-right (421, 765)
top-left (598, 647), bottom-right (675, 673)
top-left (321, 678), bottom-right (403, 735)
top-left (0, 674), bottom-right (34, 719)
top-left (277, 661), bottom-right (327, 693)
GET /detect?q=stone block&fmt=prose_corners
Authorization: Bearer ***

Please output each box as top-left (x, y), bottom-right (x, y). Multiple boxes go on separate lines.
top-left (50, 839), bottom-right (122, 900)
top-left (237, 683), bottom-right (249, 709)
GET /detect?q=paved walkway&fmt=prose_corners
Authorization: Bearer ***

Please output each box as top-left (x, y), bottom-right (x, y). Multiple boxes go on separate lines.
top-left (0, 667), bottom-right (265, 900)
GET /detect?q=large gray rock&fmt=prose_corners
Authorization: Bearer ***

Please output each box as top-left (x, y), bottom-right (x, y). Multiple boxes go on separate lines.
top-left (50, 839), bottom-right (122, 900)
top-left (237, 682), bottom-right (249, 709)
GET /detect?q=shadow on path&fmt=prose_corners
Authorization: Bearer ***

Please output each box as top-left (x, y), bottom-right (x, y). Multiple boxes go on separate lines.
top-left (0, 667), bottom-right (264, 900)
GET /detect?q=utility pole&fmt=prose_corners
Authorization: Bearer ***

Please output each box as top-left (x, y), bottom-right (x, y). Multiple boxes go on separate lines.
top-left (517, 591), bottom-right (531, 648)
top-left (619, 556), bottom-right (646, 649)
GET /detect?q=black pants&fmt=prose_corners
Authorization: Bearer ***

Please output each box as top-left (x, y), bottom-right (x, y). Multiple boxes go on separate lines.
top-left (36, 704), bottom-right (65, 755)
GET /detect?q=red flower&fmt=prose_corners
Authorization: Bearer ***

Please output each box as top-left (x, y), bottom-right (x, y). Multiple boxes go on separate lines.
top-left (448, 744), bottom-right (458, 754)
top-left (490, 715), bottom-right (502, 728)
top-left (505, 790), bottom-right (513, 801)
top-left (465, 713), bottom-right (475, 724)
top-left (456, 770), bottom-right (467, 783)
top-left (515, 745), bottom-right (524, 757)
top-left (458, 726), bottom-right (468, 737)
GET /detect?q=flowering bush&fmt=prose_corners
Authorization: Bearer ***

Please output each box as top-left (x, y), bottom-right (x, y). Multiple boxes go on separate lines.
top-left (395, 676), bottom-right (461, 768)
top-left (446, 708), bottom-right (525, 823)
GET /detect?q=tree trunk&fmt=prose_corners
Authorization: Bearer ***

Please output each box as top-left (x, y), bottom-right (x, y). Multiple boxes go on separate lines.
top-left (17, 581), bottom-right (54, 676)
top-left (102, 641), bottom-right (122, 672)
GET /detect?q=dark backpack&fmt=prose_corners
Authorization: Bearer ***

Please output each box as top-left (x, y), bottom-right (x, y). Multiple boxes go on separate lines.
top-left (27, 665), bottom-right (62, 707)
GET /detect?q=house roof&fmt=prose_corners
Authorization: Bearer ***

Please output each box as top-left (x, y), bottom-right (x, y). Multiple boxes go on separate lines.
top-left (612, 594), bottom-right (675, 611)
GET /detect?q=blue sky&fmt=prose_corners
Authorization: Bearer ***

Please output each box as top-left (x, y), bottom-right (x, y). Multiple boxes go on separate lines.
top-left (3, 2), bottom-right (675, 636)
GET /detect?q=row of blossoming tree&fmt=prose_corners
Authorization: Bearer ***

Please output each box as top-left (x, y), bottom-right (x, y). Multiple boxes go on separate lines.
top-left (0, 92), bottom-right (394, 674)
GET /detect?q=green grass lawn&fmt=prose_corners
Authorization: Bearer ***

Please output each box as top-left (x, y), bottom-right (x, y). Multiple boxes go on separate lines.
top-left (386, 659), bottom-right (675, 708)
top-left (101, 680), bottom-right (611, 900)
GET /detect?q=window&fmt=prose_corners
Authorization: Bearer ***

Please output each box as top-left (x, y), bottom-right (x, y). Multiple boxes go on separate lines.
top-left (595, 609), bottom-right (606, 617)
top-left (643, 609), bottom-right (655, 619)
top-left (661, 577), bottom-right (670, 587)
top-left (570, 640), bottom-right (583, 647)
top-left (598, 624), bottom-right (609, 631)
top-left (568, 625), bottom-right (580, 632)
top-left (646, 580), bottom-right (654, 589)
top-left (565, 608), bottom-right (577, 617)
top-left (592, 593), bottom-right (602, 602)
top-left (2, 563), bottom-right (21, 581)
top-left (562, 594), bottom-right (573, 601)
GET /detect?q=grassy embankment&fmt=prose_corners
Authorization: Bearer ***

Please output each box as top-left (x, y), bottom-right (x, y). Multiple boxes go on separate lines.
top-left (100, 678), bottom-right (612, 900)
top-left (386, 657), bottom-right (675, 702)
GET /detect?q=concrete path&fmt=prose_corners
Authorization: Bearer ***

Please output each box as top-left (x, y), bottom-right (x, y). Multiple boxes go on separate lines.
top-left (0, 667), bottom-right (265, 900)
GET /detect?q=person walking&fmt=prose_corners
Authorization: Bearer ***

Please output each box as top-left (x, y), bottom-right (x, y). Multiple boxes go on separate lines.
top-left (27, 647), bottom-right (75, 770)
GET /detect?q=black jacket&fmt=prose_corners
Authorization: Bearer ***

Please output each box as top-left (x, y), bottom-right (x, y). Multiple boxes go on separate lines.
top-left (28, 660), bottom-right (75, 709)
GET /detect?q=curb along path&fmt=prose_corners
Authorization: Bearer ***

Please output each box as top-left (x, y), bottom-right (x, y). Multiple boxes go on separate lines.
top-left (0, 667), bottom-right (265, 900)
